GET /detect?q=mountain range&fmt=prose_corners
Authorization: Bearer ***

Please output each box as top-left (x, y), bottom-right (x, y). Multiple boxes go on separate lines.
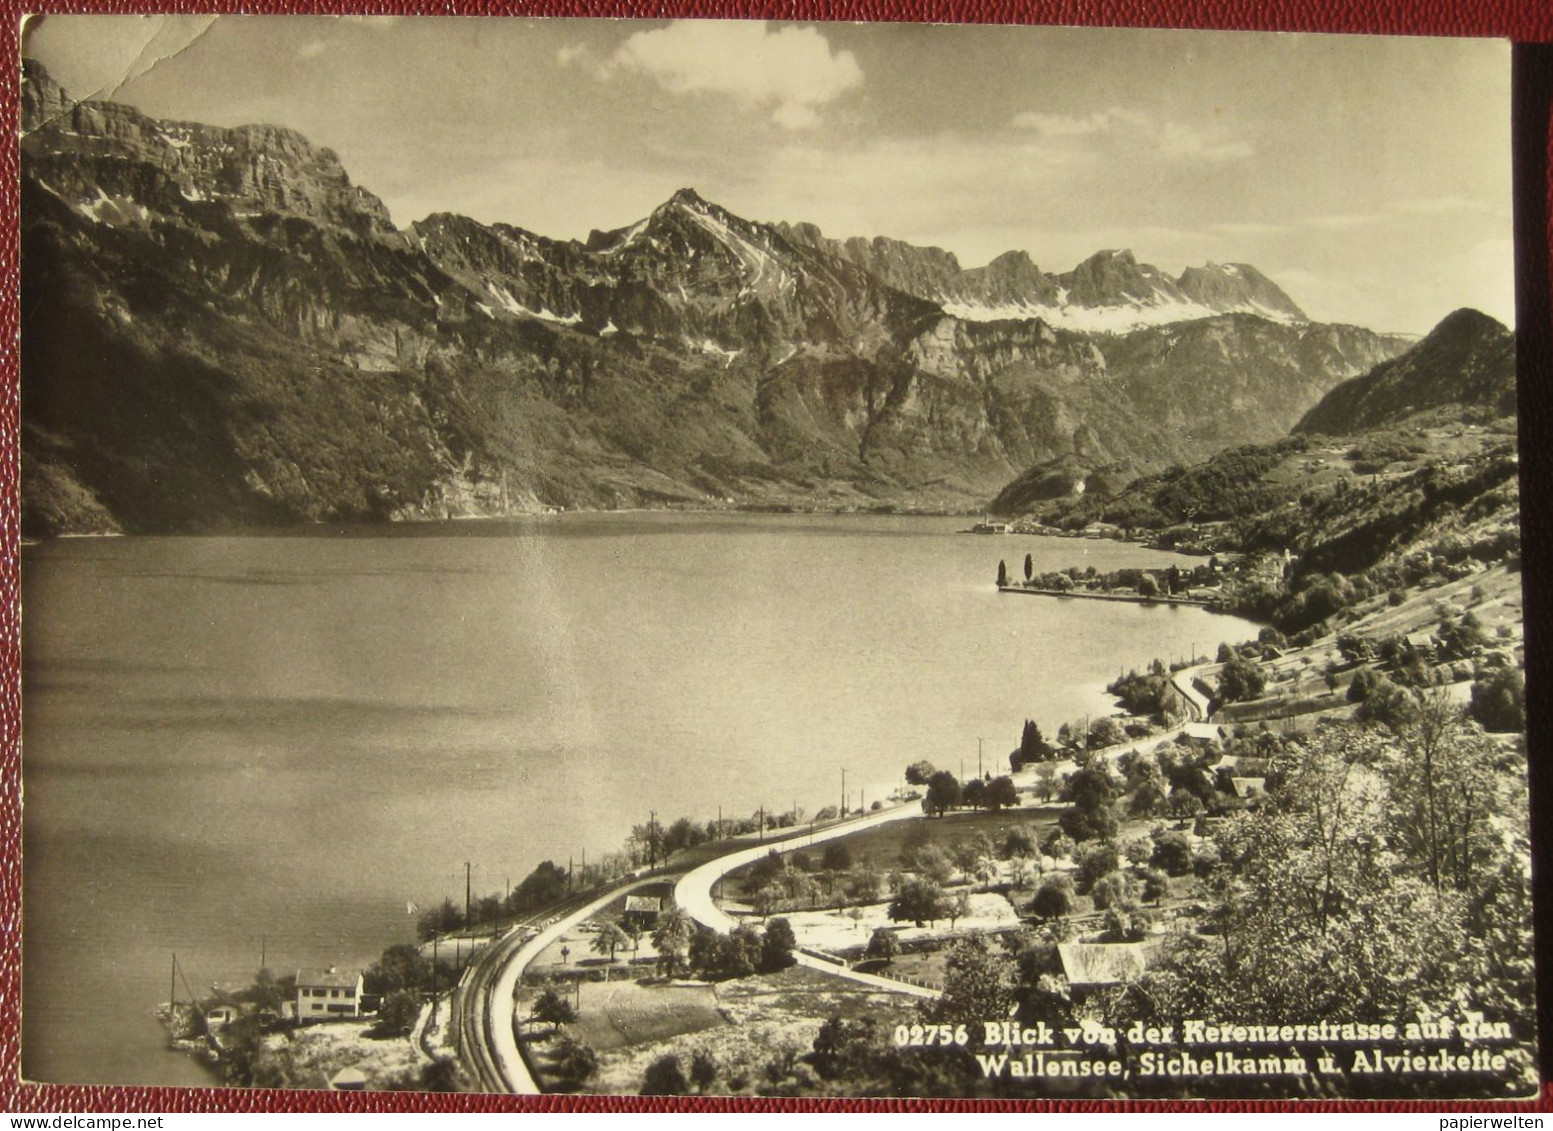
top-left (21, 60), bottom-right (1418, 535)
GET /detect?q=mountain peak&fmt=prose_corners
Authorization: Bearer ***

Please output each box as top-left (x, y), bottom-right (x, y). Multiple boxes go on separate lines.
top-left (1427, 307), bottom-right (1506, 342)
top-left (22, 58), bottom-right (76, 133)
top-left (1176, 260), bottom-right (1305, 320)
top-left (666, 187), bottom-right (710, 210)
top-left (1295, 306), bottom-right (1514, 434)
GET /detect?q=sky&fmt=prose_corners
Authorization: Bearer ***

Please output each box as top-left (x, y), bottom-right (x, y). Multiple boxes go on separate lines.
top-left (23, 15), bottom-right (1514, 335)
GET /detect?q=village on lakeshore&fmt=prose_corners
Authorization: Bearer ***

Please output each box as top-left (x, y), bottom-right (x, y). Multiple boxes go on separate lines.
top-left (18, 14), bottom-right (1530, 1105)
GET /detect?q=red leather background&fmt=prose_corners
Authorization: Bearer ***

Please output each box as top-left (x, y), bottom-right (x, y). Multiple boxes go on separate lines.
top-left (2, 0), bottom-right (1552, 1113)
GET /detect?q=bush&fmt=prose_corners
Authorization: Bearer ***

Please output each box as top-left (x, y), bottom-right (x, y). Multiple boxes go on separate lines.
top-left (1469, 667), bottom-right (1525, 732)
top-left (642, 1055), bottom-right (690, 1096)
top-left (1029, 874), bottom-right (1075, 920)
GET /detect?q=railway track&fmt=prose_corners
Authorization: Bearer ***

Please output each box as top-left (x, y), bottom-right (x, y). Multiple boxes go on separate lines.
top-left (451, 879), bottom-right (660, 1093)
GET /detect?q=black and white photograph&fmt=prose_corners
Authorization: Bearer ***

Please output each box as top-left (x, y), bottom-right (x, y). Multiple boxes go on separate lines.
top-left (16, 14), bottom-right (1534, 1099)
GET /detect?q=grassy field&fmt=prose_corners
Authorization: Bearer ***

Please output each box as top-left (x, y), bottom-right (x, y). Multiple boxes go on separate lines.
top-left (580, 965), bottom-right (922, 1095)
top-left (567, 980), bottom-right (727, 1052)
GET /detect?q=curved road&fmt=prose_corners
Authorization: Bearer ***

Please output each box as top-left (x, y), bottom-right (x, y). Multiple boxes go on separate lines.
top-left (674, 804), bottom-right (940, 999)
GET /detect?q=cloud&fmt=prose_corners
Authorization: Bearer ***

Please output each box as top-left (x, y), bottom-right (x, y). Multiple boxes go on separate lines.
top-left (1012, 108), bottom-right (1251, 166)
top-left (1158, 121), bottom-right (1253, 164)
top-left (1208, 221), bottom-right (1290, 236)
top-left (605, 21), bottom-right (862, 130)
top-left (298, 39), bottom-right (326, 59)
top-left (556, 43), bottom-right (588, 67)
top-left (1011, 107), bottom-right (1147, 137)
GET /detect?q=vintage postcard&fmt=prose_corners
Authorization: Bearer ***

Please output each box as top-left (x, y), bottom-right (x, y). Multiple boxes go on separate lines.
top-left (16, 14), bottom-right (1533, 1099)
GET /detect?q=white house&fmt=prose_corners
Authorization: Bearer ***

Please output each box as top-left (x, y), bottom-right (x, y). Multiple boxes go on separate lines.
top-left (295, 966), bottom-right (364, 1022)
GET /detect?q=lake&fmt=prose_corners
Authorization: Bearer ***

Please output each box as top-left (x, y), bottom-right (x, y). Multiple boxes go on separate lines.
top-left (19, 512), bottom-right (1258, 1086)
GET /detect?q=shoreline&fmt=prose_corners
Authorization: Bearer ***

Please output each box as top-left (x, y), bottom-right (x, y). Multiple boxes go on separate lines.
top-left (997, 584), bottom-right (1215, 609)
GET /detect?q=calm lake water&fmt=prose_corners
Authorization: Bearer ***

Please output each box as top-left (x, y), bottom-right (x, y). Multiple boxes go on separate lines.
top-left (20, 513), bottom-right (1258, 1086)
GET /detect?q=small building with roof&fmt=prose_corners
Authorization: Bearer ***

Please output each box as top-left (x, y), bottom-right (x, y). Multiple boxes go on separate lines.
top-left (295, 966), bottom-right (364, 1022)
top-left (328, 1067), bottom-right (369, 1091)
top-left (1057, 943), bottom-right (1148, 999)
top-left (623, 895), bottom-right (662, 930)
top-left (1230, 776), bottom-right (1268, 801)
top-left (1182, 722), bottom-right (1227, 744)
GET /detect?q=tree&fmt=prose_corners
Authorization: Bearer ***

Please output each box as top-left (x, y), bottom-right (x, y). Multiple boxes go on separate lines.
top-left (1216, 655), bottom-right (1266, 704)
top-left (866, 927), bottom-right (901, 965)
top-left (1058, 764), bottom-right (1120, 842)
top-left (591, 922), bottom-right (631, 964)
top-left (848, 866), bottom-right (884, 904)
top-left (505, 860), bottom-right (570, 915)
top-left (652, 906), bottom-right (694, 977)
top-left (375, 989), bottom-right (420, 1037)
top-left (1336, 632), bottom-right (1371, 664)
top-left (1142, 867), bottom-right (1171, 905)
top-left (1355, 675), bottom-right (1416, 730)
top-left (417, 897), bottom-right (464, 942)
top-left (923, 771), bottom-right (962, 817)
top-left (1167, 788), bottom-right (1205, 821)
top-left (889, 879), bottom-right (949, 927)
top-left (1015, 719), bottom-right (1053, 768)
top-left (1089, 717), bottom-right (1125, 749)
top-left (911, 843), bottom-right (955, 885)
top-left (1001, 827), bottom-right (1037, 861)
top-left (946, 890), bottom-right (973, 929)
top-left (365, 943), bottom-right (435, 997)
top-left (952, 835), bottom-right (993, 884)
top-left (1041, 828), bottom-right (1075, 862)
top-left (984, 775), bottom-right (1019, 811)
top-left (997, 560), bottom-right (1009, 587)
top-left (1133, 723), bottom-right (1510, 1036)
top-left (552, 1035), bottom-right (599, 1087)
top-left (905, 760), bottom-right (937, 787)
top-left (761, 918), bottom-right (798, 971)
top-left (1074, 841), bottom-right (1122, 892)
top-left (1138, 574), bottom-right (1161, 598)
top-left (1090, 871), bottom-right (1138, 912)
top-left (1469, 668), bottom-right (1524, 733)
top-left (961, 778), bottom-right (986, 809)
top-left (927, 935), bottom-right (1014, 1027)
top-left (1024, 552), bottom-right (1034, 582)
top-left (1386, 692), bottom-right (1502, 894)
top-left (1150, 830), bottom-right (1194, 876)
top-left (641, 1054), bottom-right (690, 1096)
top-left (821, 841), bottom-right (854, 873)
top-left (531, 988), bottom-right (577, 1034)
top-left (1347, 666), bottom-right (1379, 703)
top-left (689, 1049), bottom-right (719, 1093)
top-left (1029, 874), bottom-right (1074, 920)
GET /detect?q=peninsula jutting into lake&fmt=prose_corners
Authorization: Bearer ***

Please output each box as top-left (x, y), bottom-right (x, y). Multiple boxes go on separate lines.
top-left (16, 15), bottom-right (1532, 1101)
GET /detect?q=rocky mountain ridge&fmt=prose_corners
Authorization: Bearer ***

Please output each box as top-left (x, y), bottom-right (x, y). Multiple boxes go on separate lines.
top-left (1295, 308), bottom-right (1516, 435)
top-left (20, 60), bottom-right (1413, 535)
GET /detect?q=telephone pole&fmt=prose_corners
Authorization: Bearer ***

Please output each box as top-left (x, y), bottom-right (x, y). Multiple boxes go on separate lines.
top-left (464, 862), bottom-right (471, 927)
top-left (840, 768), bottom-right (847, 818)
